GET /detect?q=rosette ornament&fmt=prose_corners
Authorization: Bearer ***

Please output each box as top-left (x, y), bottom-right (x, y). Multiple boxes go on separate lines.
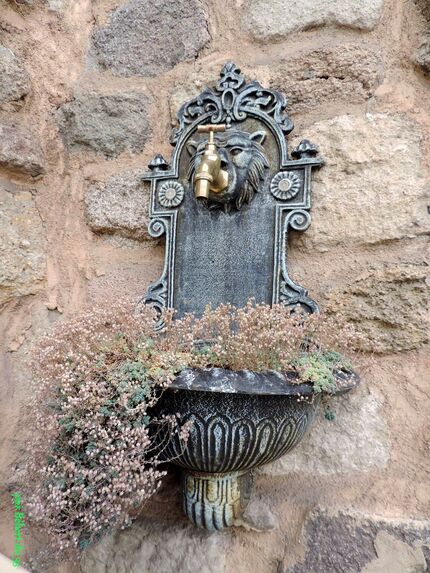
top-left (270, 171), bottom-right (301, 201)
top-left (158, 181), bottom-right (185, 208)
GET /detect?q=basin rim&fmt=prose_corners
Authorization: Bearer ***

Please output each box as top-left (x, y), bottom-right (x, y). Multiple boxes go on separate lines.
top-left (169, 367), bottom-right (359, 397)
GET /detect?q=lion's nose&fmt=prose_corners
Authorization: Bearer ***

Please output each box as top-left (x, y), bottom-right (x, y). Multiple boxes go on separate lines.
top-left (219, 149), bottom-right (229, 169)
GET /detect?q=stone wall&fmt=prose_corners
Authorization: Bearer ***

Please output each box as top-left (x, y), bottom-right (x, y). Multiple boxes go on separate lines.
top-left (0, 0), bottom-right (429, 572)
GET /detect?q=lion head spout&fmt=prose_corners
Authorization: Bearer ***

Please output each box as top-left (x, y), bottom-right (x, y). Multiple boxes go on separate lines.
top-left (187, 129), bottom-right (269, 213)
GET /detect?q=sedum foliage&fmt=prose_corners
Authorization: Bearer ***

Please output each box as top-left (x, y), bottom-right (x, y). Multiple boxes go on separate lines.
top-left (294, 350), bottom-right (353, 393)
top-left (23, 299), bottom-right (361, 567)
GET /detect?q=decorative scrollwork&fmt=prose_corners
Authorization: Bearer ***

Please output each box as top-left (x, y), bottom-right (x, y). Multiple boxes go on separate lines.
top-left (286, 209), bottom-right (311, 232)
top-left (140, 216), bottom-right (172, 330)
top-left (279, 282), bottom-right (318, 313)
top-left (271, 171), bottom-right (301, 201)
top-left (276, 209), bottom-right (318, 313)
top-left (171, 62), bottom-right (294, 145)
top-left (148, 217), bottom-right (168, 238)
top-left (142, 278), bottom-right (167, 327)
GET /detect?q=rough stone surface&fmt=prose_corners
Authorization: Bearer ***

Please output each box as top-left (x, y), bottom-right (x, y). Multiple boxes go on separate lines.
top-left (0, 121), bottom-right (44, 177)
top-left (327, 263), bottom-right (429, 353)
top-left (0, 45), bottom-right (31, 107)
top-left (299, 114), bottom-right (429, 250)
top-left (46, 0), bottom-right (68, 11)
top-left (413, 0), bottom-right (430, 74)
top-left (244, 0), bottom-right (384, 41)
top-left (285, 509), bottom-right (430, 573)
top-left (85, 170), bottom-right (150, 241)
top-left (89, 0), bottom-right (210, 78)
top-left (414, 36), bottom-right (430, 76)
top-left (81, 519), bottom-right (230, 573)
top-left (58, 93), bottom-right (151, 157)
top-left (0, 178), bottom-right (46, 306)
top-left (269, 44), bottom-right (384, 113)
top-left (413, 0), bottom-right (430, 23)
top-left (363, 531), bottom-right (427, 573)
top-left (263, 389), bottom-right (389, 476)
top-left (236, 497), bottom-right (279, 531)
top-left (6, 0), bottom-right (35, 5)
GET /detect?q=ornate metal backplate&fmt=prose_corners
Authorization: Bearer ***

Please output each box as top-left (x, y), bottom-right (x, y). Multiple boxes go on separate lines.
top-left (142, 62), bottom-right (323, 328)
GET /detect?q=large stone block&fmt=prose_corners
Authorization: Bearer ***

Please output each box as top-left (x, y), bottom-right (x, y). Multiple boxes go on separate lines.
top-left (244, 0), bottom-right (384, 41)
top-left (263, 388), bottom-right (389, 476)
top-left (0, 179), bottom-right (46, 306)
top-left (326, 263), bottom-right (429, 353)
top-left (412, 1), bottom-right (430, 75)
top-left (414, 36), bottom-right (430, 76)
top-left (269, 44), bottom-right (383, 113)
top-left (0, 45), bottom-right (31, 107)
top-left (58, 93), bottom-right (151, 157)
top-left (0, 121), bottom-right (44, 178)
top-left (285, 509), bottom-right (429, 572)
top-left (81, 519), bottom-right (230, 573)
top-left (298, 114), bottom-right (429, 250)
top-left (89, 0), bottom-right (210, 78)
top-left (85, 170), bottom-right (150, 241)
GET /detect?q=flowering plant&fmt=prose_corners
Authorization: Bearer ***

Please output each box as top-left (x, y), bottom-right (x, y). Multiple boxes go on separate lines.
top-left (23, 299), bottom-right (360, 565)
top-left (162, 300), bottom-right (360, 386)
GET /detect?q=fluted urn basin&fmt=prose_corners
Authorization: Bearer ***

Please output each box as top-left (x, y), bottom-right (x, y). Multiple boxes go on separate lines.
top-left (155, 368), bottom-right (358, 531)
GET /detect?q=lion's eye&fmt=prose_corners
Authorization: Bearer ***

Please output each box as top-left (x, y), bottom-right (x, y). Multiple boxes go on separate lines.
top-left (229, 147), bottom-right (244, 156)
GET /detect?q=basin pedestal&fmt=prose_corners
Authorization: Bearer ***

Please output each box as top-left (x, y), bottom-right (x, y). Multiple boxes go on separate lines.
top-left (183, 470), bottom-right (253, 530)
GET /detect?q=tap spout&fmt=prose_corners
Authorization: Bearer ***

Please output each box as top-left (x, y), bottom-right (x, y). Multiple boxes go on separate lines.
top-left (194, 124), bottom-right (229, 201)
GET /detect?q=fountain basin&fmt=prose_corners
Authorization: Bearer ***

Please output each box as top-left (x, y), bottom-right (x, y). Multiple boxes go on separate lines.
top-left (154, 368), bottom-right (358, 530)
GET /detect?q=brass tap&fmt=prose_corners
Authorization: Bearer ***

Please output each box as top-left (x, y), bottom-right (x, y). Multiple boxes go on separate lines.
top-left (194, 124), bottom-right (229, 200)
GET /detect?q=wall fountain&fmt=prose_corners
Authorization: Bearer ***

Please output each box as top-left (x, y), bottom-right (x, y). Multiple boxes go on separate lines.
top-left (142, 62), bottom-right (358, 531)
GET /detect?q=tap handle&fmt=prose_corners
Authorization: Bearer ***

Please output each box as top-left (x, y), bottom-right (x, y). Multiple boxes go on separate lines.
top-left (197, 124), bottom-right (226, 145)
top-left (197, 124), bottom-right (226, 134)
